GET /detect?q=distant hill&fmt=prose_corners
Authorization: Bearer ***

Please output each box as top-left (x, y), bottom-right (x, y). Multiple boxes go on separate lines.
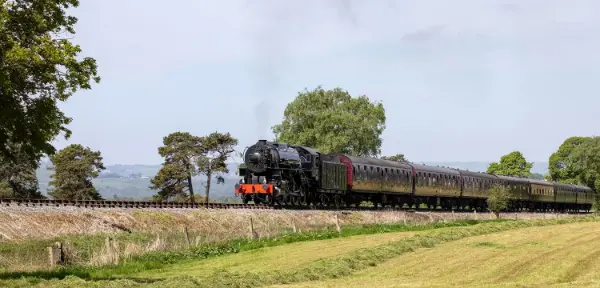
top-left (36, 162), bottom-right (243, 201)
top-left (35, 161), bottom-right (549, 200)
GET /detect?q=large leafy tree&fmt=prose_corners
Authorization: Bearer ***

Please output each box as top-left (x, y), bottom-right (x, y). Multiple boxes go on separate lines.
top-left (486, 151), bottom-right (533, 178)
top-left (48, 144), bottom-right (105, 200)
top-left (1, 0), bottom-right (100, 164)
top-left (150, 132), bottom-right (203, 202)
top-left (197, 132), bottom-right (238, 205)
top-left (569, 137), bottom-right (600, 209)
top-left (548, 136), bottom-right (591, 184)
top-left (0, 159), bottom-right (42, 199)
top-left (0, 142), bottom-right (44, 199)
top-left (272, 86), bottom-right (386, 157)
top-left (570, 137), bottom-right (600, 189)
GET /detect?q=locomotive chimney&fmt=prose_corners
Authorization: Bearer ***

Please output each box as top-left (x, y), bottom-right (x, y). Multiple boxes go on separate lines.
top-left (258, 139), bottom-right (267, 144)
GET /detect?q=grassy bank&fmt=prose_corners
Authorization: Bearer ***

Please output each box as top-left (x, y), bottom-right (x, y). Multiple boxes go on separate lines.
top-left (0, 208), bottom-right (441, 271)
top-left (0, 216), bottom-right (598, 287)
top-left (1, 219), bottom-right (491, 278)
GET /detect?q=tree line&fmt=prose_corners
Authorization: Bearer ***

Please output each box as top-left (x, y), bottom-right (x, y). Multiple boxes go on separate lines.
top-left (1, 1), bottom-right (599, 203)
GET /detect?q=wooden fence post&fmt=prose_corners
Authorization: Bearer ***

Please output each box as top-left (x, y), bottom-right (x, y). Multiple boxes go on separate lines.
top-left (249, 217), bottom-right (258, 240)
top-left (335, 214), bottom-right (341, 233)
top-left (47, 242), bottom-right (62, 268)
top-left (105, 237), bottom-right (119, 265)
top-left (182, 226), bottom-right (190, 248)
top-left (292, 218), bottom-right (297, 233)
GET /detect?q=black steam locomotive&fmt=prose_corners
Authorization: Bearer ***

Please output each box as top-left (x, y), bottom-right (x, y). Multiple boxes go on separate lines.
top-left (234, 139), bottom-right (594, 212)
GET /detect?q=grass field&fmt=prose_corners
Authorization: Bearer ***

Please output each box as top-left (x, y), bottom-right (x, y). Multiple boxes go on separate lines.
top-left (273, 221), bottom-right (600, 288)
top-left (129, 230), bottom-right (420, 279)
top-left (1, 216), bottom-right (599, 287)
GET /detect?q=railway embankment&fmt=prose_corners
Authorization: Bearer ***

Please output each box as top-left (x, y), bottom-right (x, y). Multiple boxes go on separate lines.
top-left (0, 207), bottom-right (582, 242)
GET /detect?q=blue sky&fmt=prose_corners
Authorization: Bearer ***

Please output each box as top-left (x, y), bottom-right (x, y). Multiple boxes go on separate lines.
top-left (54, 0), bottom-right (600, 165)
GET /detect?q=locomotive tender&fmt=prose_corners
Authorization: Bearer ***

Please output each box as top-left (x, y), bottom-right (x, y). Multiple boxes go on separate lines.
top-left (234, 140), bottom-right (594, 212)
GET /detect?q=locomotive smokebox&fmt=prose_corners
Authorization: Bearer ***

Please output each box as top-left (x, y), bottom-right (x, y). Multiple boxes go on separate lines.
top-left (248, 152), bottom-right (262, 164)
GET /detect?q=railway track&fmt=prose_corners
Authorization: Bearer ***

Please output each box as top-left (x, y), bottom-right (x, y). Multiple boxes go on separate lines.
top-left (0, 198), bottom-right (592, 215)
top-left (0, 199), bottom-right (273, 209)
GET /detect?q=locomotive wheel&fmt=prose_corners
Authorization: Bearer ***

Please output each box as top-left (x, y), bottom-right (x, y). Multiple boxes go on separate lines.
top-left (333, 195), bottom-right (342, 210)
top-left (319, 194), bottom-right (329, 208)
top-left (281, 195), bottom-right (290, 207)
top-left (289, 196), bottom-right (297, 207)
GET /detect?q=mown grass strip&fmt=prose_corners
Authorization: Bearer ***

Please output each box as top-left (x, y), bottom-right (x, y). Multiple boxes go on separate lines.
top-left (176, 216), bottom-right (600, 288)
top-left (83, 219), bottom-right (495, 278)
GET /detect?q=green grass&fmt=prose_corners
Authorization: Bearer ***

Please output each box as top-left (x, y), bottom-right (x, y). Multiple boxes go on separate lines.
top-left (280, 221), bottom-right (600, 287)
top-left (171, 216), bottom-right (600, 288)
top-left (0, 219), bottom-right (495, 281)
top-left (68, 220), bottom-right (493, 278)
top-left (0, 232), bottom-right (161, 271)
top-left (130, 229), bottom-right (420, 279)
top-left (472, 241), bottom-right (507, 249)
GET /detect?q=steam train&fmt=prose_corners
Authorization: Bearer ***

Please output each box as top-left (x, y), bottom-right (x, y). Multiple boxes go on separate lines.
top-left (234, 140), bottom-right (594, 212)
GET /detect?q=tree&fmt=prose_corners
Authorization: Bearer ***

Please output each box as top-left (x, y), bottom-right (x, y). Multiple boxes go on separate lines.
top-left (487, 183), bottom-right (510, 218)
top-left (150, 132), bottom-right (203, 202)
top-left (0, 143), bottom-right (44, 199)
top-left (48, 144), bottom-right (105, 200)
top-left (486, 151), bottom-right (533, 178)
top-left (197, 132), bottom-right (238, 205)
top-left (272, 86), bottom-right (386, 157)
top-left (0, 181), bottom-right (13, 199)
top-left (548, 136), bottom-right (591, 184)
top-left (1, 0), bottom-right (100, 165)
top-left (381, 154), bottom-right (408, 162)
top-left (570, 137), bottom-right (600, 207)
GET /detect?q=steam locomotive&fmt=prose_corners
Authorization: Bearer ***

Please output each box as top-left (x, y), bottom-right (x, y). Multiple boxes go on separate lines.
top-left (234, 140), bottom-right (594, 212)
